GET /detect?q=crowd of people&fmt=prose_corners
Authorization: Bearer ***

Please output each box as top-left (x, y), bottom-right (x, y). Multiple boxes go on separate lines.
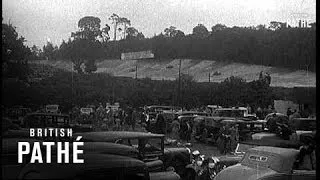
top-left (69, 104), bottom-right (145, 131)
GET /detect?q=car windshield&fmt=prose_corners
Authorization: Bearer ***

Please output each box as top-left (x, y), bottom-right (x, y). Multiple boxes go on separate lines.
top-left (235, 143), bottom-right (257, 154)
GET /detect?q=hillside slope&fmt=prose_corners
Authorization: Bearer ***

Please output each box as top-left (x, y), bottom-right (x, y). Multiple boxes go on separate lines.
top-left (29, 59), bottom-right (316, 88)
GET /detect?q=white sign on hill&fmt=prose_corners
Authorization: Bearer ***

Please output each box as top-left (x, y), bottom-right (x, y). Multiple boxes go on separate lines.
top-left (121, 50), bottom-right (154, 60)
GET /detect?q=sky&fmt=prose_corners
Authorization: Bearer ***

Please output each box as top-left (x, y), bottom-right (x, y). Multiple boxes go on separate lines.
top-left (2, 0), bottom-right (316, 48)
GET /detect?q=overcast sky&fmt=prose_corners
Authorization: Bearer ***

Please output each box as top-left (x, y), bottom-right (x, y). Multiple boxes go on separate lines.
top-left (2, 0), bottom-right (316, 47)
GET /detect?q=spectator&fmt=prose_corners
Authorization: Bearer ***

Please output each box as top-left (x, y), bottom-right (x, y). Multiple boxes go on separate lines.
top-left (155, 113), bottom-right (166, 134)
top-left (170, 117), bottom-right (180, 139)
top-left (287, 107), bottom-right (293, 117)
top-left (131, 109), bottom-right (138, 131)
top-left (267, 113), bottom-right (278, 133)
top-left (256, 107), bottom-right (263, 120)
top-left (246, 104), bottom-right (252, 114)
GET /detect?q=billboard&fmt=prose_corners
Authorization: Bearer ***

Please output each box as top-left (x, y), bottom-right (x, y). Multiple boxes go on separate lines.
top-left (121, 50), bottom-right (154, 60)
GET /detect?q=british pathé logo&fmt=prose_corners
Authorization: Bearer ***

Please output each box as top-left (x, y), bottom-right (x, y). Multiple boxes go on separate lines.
top-left (18, 128), bottom-right (84, 163)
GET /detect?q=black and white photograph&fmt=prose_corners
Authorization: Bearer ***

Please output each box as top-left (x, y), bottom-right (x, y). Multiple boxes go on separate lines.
top-left (2, 0), bottom-right (316, 179)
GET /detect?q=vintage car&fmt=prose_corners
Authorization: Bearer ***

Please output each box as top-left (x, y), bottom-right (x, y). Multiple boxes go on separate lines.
top-left (144, 105), bottom-right (180, 133)
top-left (290, 118), bottom-right (316, 140)
top-left (2, 137), bottom-right (180, 180)
top-left (23, 113), bottom-right (70, 128)
top-left (214, 146), bottom-right (316, 180)
top-left (195, 117), bottom-right (267, 144)
top-left (183, 138), bottom-right (302, 179)
top-left (213, 107), bottom-right (257, 120)
top-left (3, 107), bottom-right (32, 126)
top-left (2, 138), bottom-right (44, 180)
top-left (17, 153), bottom-right (181, 180)
top-left (74, 131), bottom-right (192, 178)
top-left (176, 111), bottom-right (209, 117)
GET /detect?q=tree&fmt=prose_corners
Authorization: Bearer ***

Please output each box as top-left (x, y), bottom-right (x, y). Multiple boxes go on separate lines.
top-left (77, 16), bottom-right (101, 40)
top-left (43, 41), bottom-right (54, 60)
top-left (84, 59), bottom-right (97, 74)
top-left (109, 13), bottom-right (120, 41)
top-left (164, 26), bottom-right (185, 38)
top-left (256, 24), bottom-right (266, 30)
top-left (101, 24), bottom-right (111, 42)
top-left (211, 24), bottom-right (227, 32)
top-left (2, 19), bottom-right (31, 80)
top-left (118, 17), bottom-right (131, 39)
top-left (192, 24), bottom-right (209, 38)
top-left (126, 27), bottom-right (145, 40)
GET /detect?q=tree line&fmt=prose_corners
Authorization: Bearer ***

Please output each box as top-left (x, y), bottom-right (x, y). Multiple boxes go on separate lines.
top-left (34, 16), bottom-right (316, 73)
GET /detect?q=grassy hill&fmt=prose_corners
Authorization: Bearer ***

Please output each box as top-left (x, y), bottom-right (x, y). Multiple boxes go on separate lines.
top-left (29, 59), bottom-right (316, 88)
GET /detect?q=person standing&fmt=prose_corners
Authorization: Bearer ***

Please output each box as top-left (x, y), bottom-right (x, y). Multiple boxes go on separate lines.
top-left (256, 107), bottom-right (263, 120)
top-left (155, 113), bottom-right (166, 134)
top-left (287, 107), bottom-right (293, 117)
top-left (170, 117), bottom-right (180, 139)
top-left (131, 109), bottom-right (137, 131)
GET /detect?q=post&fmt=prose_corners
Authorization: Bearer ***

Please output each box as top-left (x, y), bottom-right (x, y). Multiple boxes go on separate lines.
top-left (209, 72), bottom-right (210, 82)
top-left (178, 59), bottom-right (181, 107)
top-left (135, 65), bottom-right (138, 79)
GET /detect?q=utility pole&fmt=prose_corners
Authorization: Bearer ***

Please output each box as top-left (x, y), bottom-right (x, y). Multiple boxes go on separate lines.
top-left (178, 59), bottom-right (181, 107)
top-left (209, 72), bottom-right (211, 82)
top-left (135, 65), bottom-right (138, 79)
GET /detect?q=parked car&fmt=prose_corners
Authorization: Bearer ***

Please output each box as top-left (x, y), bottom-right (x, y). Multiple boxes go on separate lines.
top-left (3, 107), bottom-right (32, 126)
top-left (23, 113), bottom-right (70, 128)
top-left (2, 138), bottom-right (43, 180)
top-left (214, 146), bottom-right (316, 180)
top-left (74, 131), bottom-right (192, 178)
top-left (181, 138), bottom-right (301, 179)
top-left (18, 153), bottom-right (180, 180)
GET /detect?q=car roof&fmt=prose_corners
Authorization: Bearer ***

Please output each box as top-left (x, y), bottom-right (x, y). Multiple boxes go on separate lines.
top-left (75, 131), bottom-right (164, 142)
top-left (240, 139), bottom-right (301, 149)
top-left (249, 146), bottom-right (299, 158)
top-left (292, 118), bottom-right (316, 121)
top-left (83, 142), bottom-right (138, 154)
top-left (26, 113), bottom-right (69, 117)
top-left (265, 113), bottom-right (287, 118)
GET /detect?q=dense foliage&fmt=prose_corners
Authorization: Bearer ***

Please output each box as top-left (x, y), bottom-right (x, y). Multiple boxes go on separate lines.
top-left (2, 20), bottom-right (32, 80)
top-left (45, 22), bottom-right (316, 72)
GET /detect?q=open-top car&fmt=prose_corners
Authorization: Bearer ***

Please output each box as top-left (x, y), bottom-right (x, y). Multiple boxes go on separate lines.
top-left (74, 131), bottom-right (192, 178)
top-left (187, 138), bottom-right (303, 179)
top-left (214, 146), bottom-right (316, 180)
